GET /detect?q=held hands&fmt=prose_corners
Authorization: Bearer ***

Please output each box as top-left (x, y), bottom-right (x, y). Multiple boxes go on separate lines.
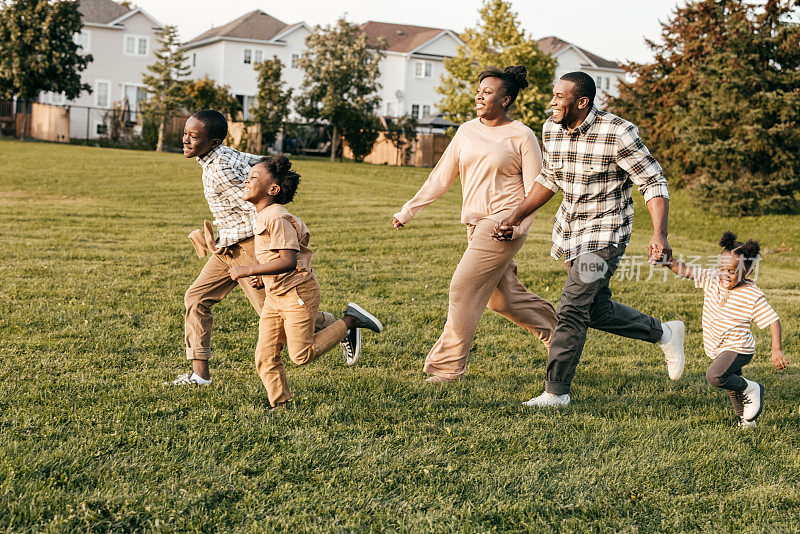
top-left (771, 349), bottom-right (788, 371)
top-left (648, 233), bottom-right (672, 265)
top-left (392, 217), bottom-right (404, 230)
top-left (248, 275), bottom-right (264, 289)
top-left (491, 220), bottom-right (516, 241)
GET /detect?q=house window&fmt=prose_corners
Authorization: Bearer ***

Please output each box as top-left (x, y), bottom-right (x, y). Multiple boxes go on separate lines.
top-left (192, 53), bottom-right (197, 67)
top-left (40, 92), bottom-right (66, 105)
top-left (95, 121), bottom-right (108, 136)
top-left (605, 77), bottom-right (611, 90)
top-left (95, 80), bottom-right (110, 107)
top-left (122, 84), bottom-right (148, 121)
top-left (596, 76), bottom-right (602, 89)
top-left (411, 104), bottom-right (420, 118)
top-left (124, 35), bottom-right (148, 56)
top-left (235, 94), bottom-right (256, 120)
top-left (386, 102), bottom-right (396, 117)
top-left (422, 105), bottom-right (431, 118)
top-left (414, 60), bottom-right (432, 79)
top-left (243, 49), bottom-right (252, 64)
top-left (291, 54), bottom-right (300, 68)
top-left (254, 50), bottom-right (263, 63)
top-left (74, 30), bottom-right (91, 52)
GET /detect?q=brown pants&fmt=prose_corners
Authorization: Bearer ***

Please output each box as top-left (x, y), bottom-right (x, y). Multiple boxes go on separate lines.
top-left (423, 219), bottom-right (557, 379)
top-left (256, 278), bottom-right (346, 406)
top-left (184, 236), bottom-right (266, 360)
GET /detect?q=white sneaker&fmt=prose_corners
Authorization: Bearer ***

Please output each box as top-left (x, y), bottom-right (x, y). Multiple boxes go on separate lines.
top-left (659, 320), bottom-right (685, 380)
top-left (166, 372), bottom-right (212, 386)
top-left (738, 418), bottom-right (757, 429)
top-left (522, 391), bottom-right (570, 408)
top-left (341, 328), bottom-right (362, 366)
top-left (741, 379), bottom-right (764, 422)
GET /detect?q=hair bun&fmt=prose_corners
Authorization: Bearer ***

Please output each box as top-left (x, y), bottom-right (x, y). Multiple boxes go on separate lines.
top-left (273, 154), bottom-right (291, 175)
top-left (739, 239), bottom-right (761, 259)
top-left (504, 65), bottom-right (529, 90)
top-left (719, 231), bottom-right (738, 249)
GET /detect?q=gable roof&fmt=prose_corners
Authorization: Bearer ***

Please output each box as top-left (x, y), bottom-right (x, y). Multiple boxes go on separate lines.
top-left (78, 0), bottom-right (131, 25)
top-left (536, 36), bottom-right (621, 70)
top-left (360, 21), bottom-right (456, 53)
top-left (184, 10), bottom-right (291, 46)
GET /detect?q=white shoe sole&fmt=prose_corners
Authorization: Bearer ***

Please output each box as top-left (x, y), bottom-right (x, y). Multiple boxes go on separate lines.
top-left (345, 328), bottom-right (362, 366)
top-left (661, 320), bottom-right (685, 380)
top-left (346, 302), bottom-right (383, 333)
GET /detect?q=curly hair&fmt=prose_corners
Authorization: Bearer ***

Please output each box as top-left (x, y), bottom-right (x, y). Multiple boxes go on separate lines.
top-left (719, 231), bottom-right (761, 271)
top-left (256, 154), bottom-right (301, 205)
top-left (190, 109), bottom-right (228, 142)
top-left (559, 71), bottom-right (596, 105)
top-left (478, 65), bottom-right (529, 109)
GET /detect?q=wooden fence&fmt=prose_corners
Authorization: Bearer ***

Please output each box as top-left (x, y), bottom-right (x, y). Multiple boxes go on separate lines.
top-left (15, 103), bottom-right (70, 142)
top-left (343, 132), bottom-right (451, 167)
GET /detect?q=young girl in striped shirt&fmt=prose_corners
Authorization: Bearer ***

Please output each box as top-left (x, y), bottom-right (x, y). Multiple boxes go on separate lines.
top-left (666, 231), bottom-right (787, 427)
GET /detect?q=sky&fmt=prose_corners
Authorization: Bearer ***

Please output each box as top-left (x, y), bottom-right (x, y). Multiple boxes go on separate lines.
top-left (129, 0), bottom-right (687, 65)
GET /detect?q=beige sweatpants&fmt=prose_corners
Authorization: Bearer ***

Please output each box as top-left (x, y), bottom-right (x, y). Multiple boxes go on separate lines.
top-left (256, 277), bottom-right (346, 406)
top-left (423, 218), bottom-right (557, 379)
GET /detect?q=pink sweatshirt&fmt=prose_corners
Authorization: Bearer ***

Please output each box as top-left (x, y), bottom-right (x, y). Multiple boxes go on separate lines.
top-left (393, 118), bottom-right (542, 236)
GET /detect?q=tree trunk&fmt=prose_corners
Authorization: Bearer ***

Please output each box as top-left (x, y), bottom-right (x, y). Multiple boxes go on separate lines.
top-left (20, 99), bottom-right (29, 141)
top-left (330, 123), bottom-right (338, 162)
top-left (156, 115), bottom-right (166, 152)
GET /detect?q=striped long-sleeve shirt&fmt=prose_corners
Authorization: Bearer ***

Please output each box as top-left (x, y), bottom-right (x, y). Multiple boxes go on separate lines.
top-left (693, 267), bottom-right (779, 358)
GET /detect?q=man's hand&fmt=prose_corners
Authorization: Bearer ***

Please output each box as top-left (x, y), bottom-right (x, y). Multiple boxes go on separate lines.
top-left (772, 348), bottom-right (788, 371)
top-left (648, 233), bottom-right (672, 265)
top-left (491, 220), bottom-right (515, 241)
top-left (248, 275), bottom-right (264, 289)
top-left (228, 265), bottom-right (250, 281)
top-left (392, 217), bottom-right (405, 230)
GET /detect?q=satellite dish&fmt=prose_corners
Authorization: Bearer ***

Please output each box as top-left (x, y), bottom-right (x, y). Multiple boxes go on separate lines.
top-left (395, 90), bottom-right (404, 100)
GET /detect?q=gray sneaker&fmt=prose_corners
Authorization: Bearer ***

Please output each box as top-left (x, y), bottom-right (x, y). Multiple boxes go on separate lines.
top-left (343, 303), bottom-right (383, 333)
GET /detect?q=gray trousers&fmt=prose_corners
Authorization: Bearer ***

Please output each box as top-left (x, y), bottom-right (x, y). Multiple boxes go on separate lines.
top-left (706, 350), bottom-right (753, 418)
top-left (545, 244), bottom-right (663, 395)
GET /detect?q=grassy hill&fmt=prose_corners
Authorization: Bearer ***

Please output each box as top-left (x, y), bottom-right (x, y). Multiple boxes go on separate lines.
top-left (1, 139), bottom-right (798, 531)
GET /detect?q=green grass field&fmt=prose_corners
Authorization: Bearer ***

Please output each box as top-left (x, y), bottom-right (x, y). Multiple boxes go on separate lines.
top-left (1, 139), bottom-right (799, 532)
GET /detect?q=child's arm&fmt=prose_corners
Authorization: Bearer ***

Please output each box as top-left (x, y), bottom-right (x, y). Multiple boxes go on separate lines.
top-left (228, 249), bottom-right (298, 281)
top-left (664, 256), bottom-right (695, 280)
top-left (769, 319), bottom-right (788, 371)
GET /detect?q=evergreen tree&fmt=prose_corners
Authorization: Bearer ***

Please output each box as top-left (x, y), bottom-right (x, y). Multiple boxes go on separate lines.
top-left (142, 25), bottom-right (190, 152)
top-left (184, 76), bottom-right (240, 117)
top-left (251, 56), bottom-right (291, 152)
top-left (384, 114), bottom-right (418, 166)
top-left (295, 17), bottom-right (382, 162)
top-left (436, 0), bottom-right (555, 133)
top-left (342, 111), bottom-right (381, 162)
top-left (608, 0), bottom-right (800, 214)
top-left (0, 0), bottom-right (92, 139)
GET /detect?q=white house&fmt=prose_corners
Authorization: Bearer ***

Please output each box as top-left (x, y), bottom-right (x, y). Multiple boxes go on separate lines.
top-left (182, 10), bottom-right (311, 120)
top-left (39, 0), bottom-right (163, 139)
top-left (535, 36), bottom-right (625, 106)
top-left (360, 21), bottom-right (463, 120)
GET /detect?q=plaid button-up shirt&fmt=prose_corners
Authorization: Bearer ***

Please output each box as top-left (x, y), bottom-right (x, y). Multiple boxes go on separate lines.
top-left (197, 145), bottom-right (262, 247)
top-left (535, 106), bottom-right (669, 261)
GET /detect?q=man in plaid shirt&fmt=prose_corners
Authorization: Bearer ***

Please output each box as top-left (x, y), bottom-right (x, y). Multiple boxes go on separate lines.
top-left (493, 72), bottom-right (686, 407)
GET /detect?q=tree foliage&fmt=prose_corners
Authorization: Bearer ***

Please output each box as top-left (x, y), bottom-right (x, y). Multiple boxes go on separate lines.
top-left (295, 17), bottom-right (382, 161)
top-left (607, 0), bottom-right (800, 215)
top-left (0, 0), bottom-right (92, 137)
top-left (436, 0), bottom-right (555, 133)
top-left (342, 112), bottom-right (381, 162)
top-left (251, 56), bottom-right (292, 151)
top-left (184, 76), bottom-right (240, 117)
top-left (141, 25), bottom-right (190, 152)
top-left (384, 114), bottom-right (418, 165)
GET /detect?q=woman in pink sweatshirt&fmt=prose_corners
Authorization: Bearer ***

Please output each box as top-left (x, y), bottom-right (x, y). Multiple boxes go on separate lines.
top-left (392, 65), bottom-right (557, 383)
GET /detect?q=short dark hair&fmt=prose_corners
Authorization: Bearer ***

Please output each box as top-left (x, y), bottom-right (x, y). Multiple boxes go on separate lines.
top-left (719, 231), bottom-right (761, 271)
top-left (478, 65), bottom-right (529, 109)
top-left (256, 154), bottom-right (300, 204)
top-left (559, 71), bottom-right (596, 105)
top-left (190, 109), bottom-right (228, 142)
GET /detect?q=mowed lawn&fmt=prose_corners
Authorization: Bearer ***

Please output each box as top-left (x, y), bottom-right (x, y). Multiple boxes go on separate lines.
top-left (1, 139), bottom-right (799, 532)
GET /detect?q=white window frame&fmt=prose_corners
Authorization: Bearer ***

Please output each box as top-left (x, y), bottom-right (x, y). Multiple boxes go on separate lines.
top-left (95, 79), bottom-right (111, 108)
top-left (243, 48), bottom-right (252, 64)
top-left (254, 50), bottom-right (263, 64)
top-left (410, 103), bottom-right (433, 119)
top-left (74, 29), bottom-right (91, 52)
top-left (291, 53), bottom-right (300, 68)
top-left (94, 121), bottom-right (109, 136)
top-left (414, 60), bottom-right (432, 79)
top-left (410, 104), bottom-right (420, 118)
top-left (192, 53), bottom-right (197, 67)
top-left (123, 34), bottom-right (149, 56)
top-left (50, 92), bottom-right (66, 105)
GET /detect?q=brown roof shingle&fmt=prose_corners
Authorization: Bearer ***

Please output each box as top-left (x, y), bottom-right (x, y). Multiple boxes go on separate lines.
top-left (360, 21), bottom-right (452, 53)
top-left (536, 36), bottom-right (620, 70)
top-left (77, 0), bottom-right (131, 25)
top-left (185, 10), bottom-right (290, 45)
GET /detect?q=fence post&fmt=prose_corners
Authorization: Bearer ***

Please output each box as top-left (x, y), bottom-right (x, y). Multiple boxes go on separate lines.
top-left (85, 107), bottom-right (90, 143)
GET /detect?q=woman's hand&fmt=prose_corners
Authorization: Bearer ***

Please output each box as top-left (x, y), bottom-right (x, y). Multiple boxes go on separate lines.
top-left (772, 348), bottom-right (788, 371)
top-left (248, 275), bottom-right (264, 289)
top-left (491, 220), bottom-right (514, 241)
top-left (392, 217), bottom-right (405, 229)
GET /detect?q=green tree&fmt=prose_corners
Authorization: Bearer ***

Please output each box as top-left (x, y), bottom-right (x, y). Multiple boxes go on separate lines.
top-left (342, 111), bottom-right (381, 162)
top-left (184, 76), bottom-right (240, 117)
top-left (251, 56), bottom-right (291, 152)
top-left (436, 0), bottom-right (555, 133)
top-left (295, 17), bottom-right (382, 162)
top-left (141, 25), bottom-right (190, 152)
top-left (384, 114), bottom-right (418, 165)
top-left (608, 0), bottom-right (800, 214)
top-left (0, 0), bottom-right (92, 139)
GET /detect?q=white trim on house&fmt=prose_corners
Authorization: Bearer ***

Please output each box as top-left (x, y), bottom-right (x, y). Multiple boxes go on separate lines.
top-left (123, 34), bottom-right (150, 56)
top-left (269, 22), bottom-right (313, 43)
top-left (84, 21), bottom-right (123, 30)
top-left (74, 29), bottom-right (91, 52)
top-left (94, 79), bottom-right (111, 108)
top-left (549, 44), bottom-right (625, 73)
top-left (107, 7), bottom-right (163, 28)
top-left (183, 35), bottom-right (291, 50)
top-left (405, 30), bottom-right (463, 56)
